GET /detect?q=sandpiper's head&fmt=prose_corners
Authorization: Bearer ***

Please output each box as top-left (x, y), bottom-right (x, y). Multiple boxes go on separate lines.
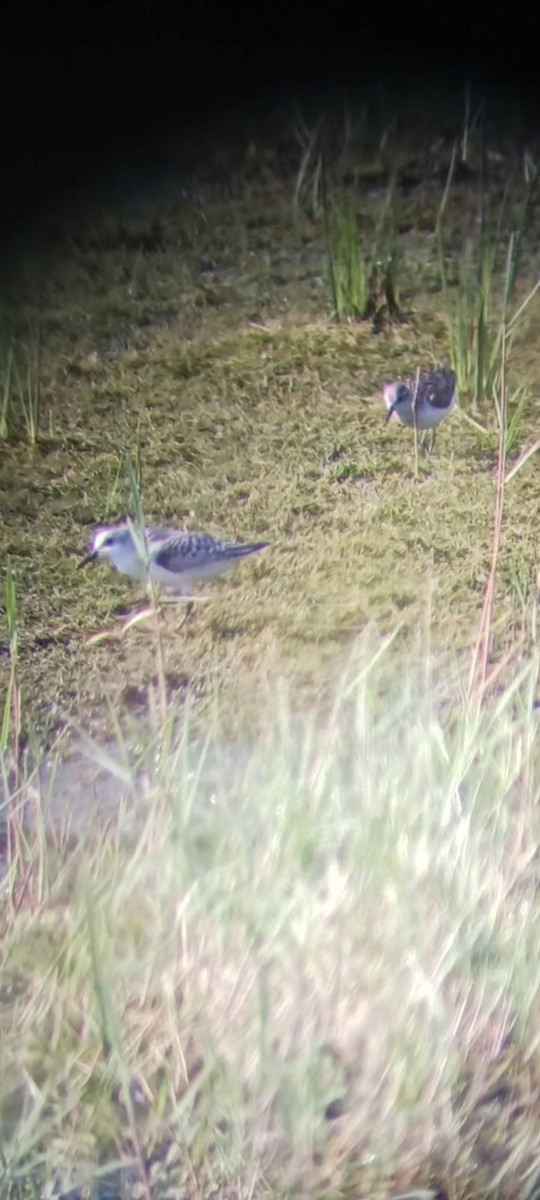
top-left (79, 524), bottom-right (132, 567)
top-left (383, 381), bottom-right (408, 423)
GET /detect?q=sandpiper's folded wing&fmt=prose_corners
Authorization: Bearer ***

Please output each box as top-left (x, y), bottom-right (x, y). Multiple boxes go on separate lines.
top-left (421, 368), bottom-right (457, 409)
top-left (152, 533), bottom-right (226, 573)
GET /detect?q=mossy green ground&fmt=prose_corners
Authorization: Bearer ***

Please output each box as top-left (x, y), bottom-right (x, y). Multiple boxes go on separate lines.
top-left (0, 98), bottom-right (539, 741)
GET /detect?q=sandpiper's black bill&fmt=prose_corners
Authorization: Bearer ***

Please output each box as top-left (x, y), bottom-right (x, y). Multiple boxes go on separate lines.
top-left (78, 551), bottom-right (98, 568)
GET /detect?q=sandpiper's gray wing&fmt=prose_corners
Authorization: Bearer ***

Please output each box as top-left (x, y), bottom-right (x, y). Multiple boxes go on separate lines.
top-left (152, 529), bottom-right (269, 574)
top-left (152, 532), bottom-right (227, 573)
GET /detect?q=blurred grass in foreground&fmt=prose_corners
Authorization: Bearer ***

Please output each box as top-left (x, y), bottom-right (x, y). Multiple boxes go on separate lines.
top-left (1, 628), bottom-right (540, 1199)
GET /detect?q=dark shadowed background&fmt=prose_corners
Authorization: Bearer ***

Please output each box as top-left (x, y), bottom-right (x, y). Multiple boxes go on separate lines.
top-left (2, 0), bottom-right (540, 241)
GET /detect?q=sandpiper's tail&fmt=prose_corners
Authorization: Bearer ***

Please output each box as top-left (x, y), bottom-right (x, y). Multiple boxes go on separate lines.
top-left (226, 541), bottom-right (269, 558)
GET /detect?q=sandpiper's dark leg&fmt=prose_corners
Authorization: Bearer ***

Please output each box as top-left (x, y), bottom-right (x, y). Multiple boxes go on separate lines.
top-left (164, 597), bottom-right (196, 630)
top-left (420, 429), bottom-right (436, 454)
top-left (179, 600), bottom-right (195, 627)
